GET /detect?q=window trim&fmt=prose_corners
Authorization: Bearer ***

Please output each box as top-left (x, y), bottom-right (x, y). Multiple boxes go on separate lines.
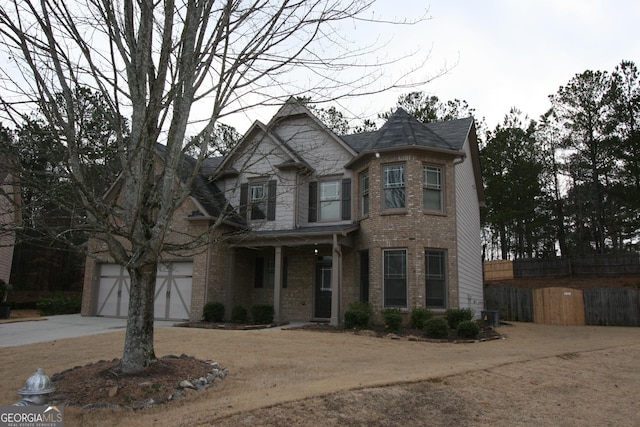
top-left (423, 164), bottom-right (445, 213)
top-left (382, 163), bottom-right (406, 211)
top-left (382, 248), bottom-right (408, 308)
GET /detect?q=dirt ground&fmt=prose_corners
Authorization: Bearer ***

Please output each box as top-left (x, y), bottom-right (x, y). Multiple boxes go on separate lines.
top-left (1, 319), bottom-right (639, 427)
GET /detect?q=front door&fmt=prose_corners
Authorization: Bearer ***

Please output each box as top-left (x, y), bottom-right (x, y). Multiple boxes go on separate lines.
top-left (314, 258), bottom-right (332, 318)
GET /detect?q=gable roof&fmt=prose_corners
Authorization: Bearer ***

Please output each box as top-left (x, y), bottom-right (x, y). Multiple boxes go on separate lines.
top-left (154, 144), bottom-right (242, 225)
top-left (342, 108), bottom-right (473, 154)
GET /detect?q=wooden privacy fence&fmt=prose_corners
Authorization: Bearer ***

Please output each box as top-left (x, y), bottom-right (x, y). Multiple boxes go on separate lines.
top-left (511, 254), bottom-right (640, 278)
top-left (485, 287), bottom-right (640, 326)
top-left (483, 260), bottom-right (514, 280)
top-left (583, 288), bottom-right (640, 326)
top-left (484, 287), bottom-right (533, 322)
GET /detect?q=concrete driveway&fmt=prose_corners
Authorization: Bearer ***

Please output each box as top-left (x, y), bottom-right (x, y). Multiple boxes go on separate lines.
top-left (0, 314), bottom-right (176, 348)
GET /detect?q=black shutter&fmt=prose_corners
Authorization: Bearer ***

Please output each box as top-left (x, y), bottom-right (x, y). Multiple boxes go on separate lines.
top-left (341, 178), bottom-right (351, 220)
top-left (267, 180), bottom-right (277, 221)
top-left (240, 183), bottom-right (248, 220)
top-left (308, 181), bottom-right (318, 222)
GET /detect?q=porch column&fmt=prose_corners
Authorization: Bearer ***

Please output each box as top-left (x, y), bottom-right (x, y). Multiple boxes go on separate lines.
top-left (273, 246), bottom-right (282, 323)
top-left (330, 234), bottom-right (341, 326)
top-left (225, 250), bottom-right (235, 322)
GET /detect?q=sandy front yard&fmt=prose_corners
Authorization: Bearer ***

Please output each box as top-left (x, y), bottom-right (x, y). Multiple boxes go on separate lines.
top-left (1, 322), bottom-right (639, 426)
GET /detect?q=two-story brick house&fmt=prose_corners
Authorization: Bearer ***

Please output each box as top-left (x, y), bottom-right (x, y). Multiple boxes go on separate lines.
top-left (82, 98), bottom-right (484, 325)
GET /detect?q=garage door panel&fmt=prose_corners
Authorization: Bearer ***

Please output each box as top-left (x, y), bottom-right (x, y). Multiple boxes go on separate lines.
top-left (97, 265), bottom-right (130, 317)
top-left (97, 262), bottom-right (192, 320)
top-left (169, 277), bottom-right (192, 320)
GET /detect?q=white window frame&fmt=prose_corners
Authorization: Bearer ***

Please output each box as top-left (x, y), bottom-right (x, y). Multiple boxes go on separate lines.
top-left (319, 180), bottom-right (341, 221)
top-left (249, 181), bottom-right (267, 220)
top-left (383, 164), bottom-right (406, 210)
top-left (423, 165), bottom-right (444, 212)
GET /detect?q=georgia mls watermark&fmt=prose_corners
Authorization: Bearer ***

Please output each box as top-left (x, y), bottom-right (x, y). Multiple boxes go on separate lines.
top-left (0, 405), bottom-right (64, 427)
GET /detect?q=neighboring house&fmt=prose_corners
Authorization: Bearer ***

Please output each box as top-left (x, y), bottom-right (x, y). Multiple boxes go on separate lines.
top-left (0, 159), bottom-right (21, 285)
top-left (81, 98), bottom-right (485, 324)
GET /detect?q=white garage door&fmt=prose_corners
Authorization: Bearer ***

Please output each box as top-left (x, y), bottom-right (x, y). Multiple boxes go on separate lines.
top-left (96, 262), bottom-right (193, 320)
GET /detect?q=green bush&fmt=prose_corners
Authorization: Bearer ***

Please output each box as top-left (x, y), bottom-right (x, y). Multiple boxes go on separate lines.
top-left (343, 302), bottom-right (372, 329)
top-left (409, 307), bottom-right (433, 329)
top-left (231, 304), bottom-right (248, 323)
top-left (457, 320), bottom-right (481, 339)
top-left (382, 308), bottom-right (403, 333)
top-left (445, 308), bottom-right (474, 329)
top-left (424, 317), bottom-right (450, 339)
top-left (37, 295), bottom-right (82, 316)
top-left (202, 302), bottom-right (225, 322)
top-left (0, 279), bottom-right (11, 305)
top-left (251, 304), bottom-right (275, 325)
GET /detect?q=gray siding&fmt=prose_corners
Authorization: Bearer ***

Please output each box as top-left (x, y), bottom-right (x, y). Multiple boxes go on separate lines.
top-left (455, 137), bottom-right (484, 316)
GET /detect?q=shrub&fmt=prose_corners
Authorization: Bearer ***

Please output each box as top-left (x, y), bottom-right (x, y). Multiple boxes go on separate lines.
top-left (37, 294), bottom-right (82, 316)
top-left (231, 304), bottom-right (248, 323)
top-left (343, 302), bottom-right (372, 329)
top-left (382, 308), bottom-right (403, 333)
top-left (202, 302), bottom-right (225, 322)
top-left (457, 320), bottom-right (481, 339)
top-left (409, 307), bottom-right (433, 329)
top-left (445, 308), bottom-right (474, 329)
top-left (424, 317), bottom-right (450, 339)
top-left (0, 278), bottom-right (8, 303)
top-left (251, 304), bottom-right (275, 325)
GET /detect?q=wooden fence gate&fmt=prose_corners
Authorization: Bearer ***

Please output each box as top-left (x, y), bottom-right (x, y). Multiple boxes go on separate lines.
top-left (533, 287), bottom-right (585, 326)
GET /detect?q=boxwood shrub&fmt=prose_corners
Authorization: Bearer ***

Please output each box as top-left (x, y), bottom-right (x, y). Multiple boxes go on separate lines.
top-left (202, 302), bottom-right (225, 322)
top-left (382, 308), bottom-right (403, 332)
top-left (445, 308), bottom-right (474, 329)
top-left (251, 304), bottom-right (275, 325)
top-left (424, 317), bottom-right (450, 339)
top-left (457, 320), bottom-right (481, 339)
top-left (409, 307), bottom-right (433, 329)
top-left (343, 302), bottom-right (372, 329)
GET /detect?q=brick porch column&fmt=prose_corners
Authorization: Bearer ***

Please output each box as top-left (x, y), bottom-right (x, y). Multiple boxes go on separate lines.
top-left (273, 245), bottom-right (282, 322)
top-left (330, 234), bottom-right (341, 326)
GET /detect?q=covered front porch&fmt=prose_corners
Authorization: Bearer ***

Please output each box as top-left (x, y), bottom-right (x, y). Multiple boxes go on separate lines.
top-left (226, 224), bottom-right (359, 325)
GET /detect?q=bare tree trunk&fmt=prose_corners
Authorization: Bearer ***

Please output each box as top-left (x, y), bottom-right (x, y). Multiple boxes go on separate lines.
top-left (120, 262), bottom-right (157, 372)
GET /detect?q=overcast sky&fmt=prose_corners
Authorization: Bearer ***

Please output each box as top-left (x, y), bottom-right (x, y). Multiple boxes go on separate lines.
top-left (228, 0), bottom-right (640, 134)
top-left (357, 0), bottom-right (640, 131)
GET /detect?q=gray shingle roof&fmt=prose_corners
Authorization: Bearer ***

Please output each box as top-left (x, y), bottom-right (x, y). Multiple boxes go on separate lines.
top-left (342, 108), bottom-right (473, 153)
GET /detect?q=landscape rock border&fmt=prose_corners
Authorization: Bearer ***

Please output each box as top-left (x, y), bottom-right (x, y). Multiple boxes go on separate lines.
top-left (50, 354), bottom-right (228, 410)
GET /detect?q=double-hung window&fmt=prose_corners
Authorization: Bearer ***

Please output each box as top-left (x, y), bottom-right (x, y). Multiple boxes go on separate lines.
top-left (383, 249), bottom-right (407, 308)
top-left (319, 180), bottom-right (341, 221)
top-left (423, 166), bottom-right (443, 211)
top-left (250, 182), bottom-right (267, 220)
top-left (360, 171), bottom-right (369, 216)
top-left (383, 164), bottom-right (405, 210)
top-left (425, 250), bottom-right (446, 308)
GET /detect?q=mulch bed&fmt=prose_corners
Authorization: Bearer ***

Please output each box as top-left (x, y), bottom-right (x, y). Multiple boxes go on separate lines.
top-left (289, 323), bottom-right (503, 343)
top-left (175, 320), bottom-right (503, 343)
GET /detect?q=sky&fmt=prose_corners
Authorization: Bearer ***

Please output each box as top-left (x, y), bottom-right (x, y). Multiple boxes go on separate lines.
top-left (225, 0), bottom-right (640, 134)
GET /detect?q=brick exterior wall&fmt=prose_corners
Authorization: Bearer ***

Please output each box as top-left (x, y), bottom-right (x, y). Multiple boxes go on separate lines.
top-left (352, 151), bottom-right (460, 324)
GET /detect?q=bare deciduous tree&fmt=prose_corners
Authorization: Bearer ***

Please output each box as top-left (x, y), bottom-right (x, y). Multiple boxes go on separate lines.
top-left (0, 0), bottom-right (435, 372)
